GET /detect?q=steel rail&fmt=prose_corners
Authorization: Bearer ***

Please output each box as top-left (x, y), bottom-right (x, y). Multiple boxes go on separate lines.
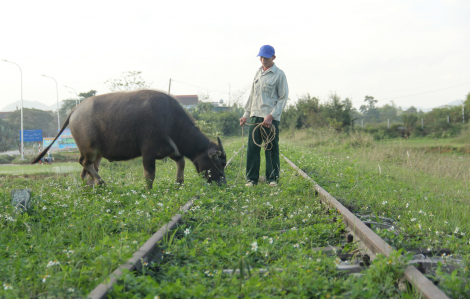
top-left (87, 200), bottom-right (194, 299)
top-left (87, 145), bottom-right (243, 298)
top-left (282, 154), bottom-right (449, 299)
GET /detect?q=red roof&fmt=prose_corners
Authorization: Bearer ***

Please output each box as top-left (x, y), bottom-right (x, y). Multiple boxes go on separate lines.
top-left (175, 95), bottom-right (198, 106)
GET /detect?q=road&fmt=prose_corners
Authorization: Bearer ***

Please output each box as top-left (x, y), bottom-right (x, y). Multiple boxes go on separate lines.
top-left (0, 150), bottom-right (20, 156)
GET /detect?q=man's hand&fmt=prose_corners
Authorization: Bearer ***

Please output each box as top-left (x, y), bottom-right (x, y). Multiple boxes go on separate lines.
top-left (262, 115), bottom-right (274, 128)
top-left (239, 117), bottom-right (247, 126)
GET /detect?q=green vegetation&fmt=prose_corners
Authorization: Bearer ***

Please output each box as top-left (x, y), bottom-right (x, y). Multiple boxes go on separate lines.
top-left (283, 129), bottom-right (470, 297)
top-left (110, 140), bottom-right (416, 298)
top-left (0, 140), bottom-right (242, 298)
top-left (0, 163), bottom-right (82, 175)
top-left (2, 133), bottom-right (469, 298)
top-left (280, 92), bottom-right (470, 141)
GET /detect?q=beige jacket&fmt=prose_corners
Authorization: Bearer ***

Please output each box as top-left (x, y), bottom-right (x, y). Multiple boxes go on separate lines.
top-left (243, 63), bottom-right (289, 121)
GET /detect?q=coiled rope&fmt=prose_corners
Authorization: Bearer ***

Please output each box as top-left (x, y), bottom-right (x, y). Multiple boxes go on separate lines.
top-left (245, 122), bottom-right (276, 151)
top-left (232, 122), bottom-right (276, 186)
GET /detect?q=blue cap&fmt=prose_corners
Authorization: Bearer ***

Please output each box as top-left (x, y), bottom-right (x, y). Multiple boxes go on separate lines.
top-left (257, 45), bottom-right (275, 58)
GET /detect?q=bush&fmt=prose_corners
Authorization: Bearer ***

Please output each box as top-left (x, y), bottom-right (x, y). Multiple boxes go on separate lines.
top-left (0, 155), bottom-right (15, 164)
top-left (196, 110), bottom-right (243, 136)
top-left (11, 155), bottom-right (36, 164)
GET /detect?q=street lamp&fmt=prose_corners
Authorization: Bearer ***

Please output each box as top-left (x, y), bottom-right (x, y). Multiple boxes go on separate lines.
top-left (41, 75), bottom-right (60, 133)
top-left (2, 59), bottom-right (25, 160)
top-left (64, 85), bottom-right (79, 106)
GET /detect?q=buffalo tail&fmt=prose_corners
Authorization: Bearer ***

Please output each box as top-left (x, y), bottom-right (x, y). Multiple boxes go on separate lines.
top-left (31, 111), bottom-right (73, 164)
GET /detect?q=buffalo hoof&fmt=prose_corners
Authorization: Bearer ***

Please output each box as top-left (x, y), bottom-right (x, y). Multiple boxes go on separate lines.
top-left (85, 178), bottom-right (106, 188)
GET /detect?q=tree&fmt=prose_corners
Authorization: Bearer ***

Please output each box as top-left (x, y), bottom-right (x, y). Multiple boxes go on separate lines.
top-left (7, 108), bottom-right (56, 137)
top-left (228, 85), bottom-right (250, 107)
top-left (361, 95), bottom-right (379, 122)
top-left (364, 95), bottom-right (378, 108)
top-left (59, 99), bottom-right (79, 126)
top-left (195, 102), bottom-right (214, 114)
top-left (79, 90), bottom-right (97, 99)
top-left (378, 104), bottom-right (398, 122)
top-left (104, 71), bottom-right (152, 92)
top-left (0, 118), bottom-right (18, 151)
top-left (401, 113), bottom-right (418, 139)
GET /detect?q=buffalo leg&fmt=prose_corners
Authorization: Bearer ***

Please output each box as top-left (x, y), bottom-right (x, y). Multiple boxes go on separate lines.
top-left (80, 155), bottom-right (102, 185)
top-left (86, 155), bottom-right (103, 186)
top-left (79, 155), bottom-right (89, 180)
top-left (82, 152), bottom-right (104, 186)
top-left (170, 155), bottom-right (185, 184)
top-left (142, 155), bottom-right (156, 189)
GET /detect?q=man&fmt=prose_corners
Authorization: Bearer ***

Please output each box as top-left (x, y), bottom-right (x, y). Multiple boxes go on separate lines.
top-left (239, 45), bottom-right (289, 187)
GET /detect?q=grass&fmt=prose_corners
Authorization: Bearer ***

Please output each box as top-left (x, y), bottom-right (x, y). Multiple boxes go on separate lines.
top-left (282, 129), bottom-right (470, 297)
top-left (109, 140), bottom-right (416, 298)
top-left (0, 140), bottom-right (241, 298)
top-left (2, 132), bottom-right (469, 298)
top-left (0, 163), bottom-right (83, 175)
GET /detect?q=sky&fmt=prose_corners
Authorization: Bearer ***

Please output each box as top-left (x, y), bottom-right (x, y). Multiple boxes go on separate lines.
top-left (1, 0), bottom-right (469, 112)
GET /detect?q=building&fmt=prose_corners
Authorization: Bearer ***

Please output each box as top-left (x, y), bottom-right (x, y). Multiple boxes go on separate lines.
top-left (174, 95), bottom-right (198, 109)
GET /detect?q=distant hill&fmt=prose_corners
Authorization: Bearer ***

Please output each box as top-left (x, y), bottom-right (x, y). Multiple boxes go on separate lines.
top-left (401, 106), bottom-right (432, 113)
top-left (444, 99), bottom-right (464, 106)
top-left (1, 100), bottom-right (57, 112)
top-left (400, 99), bottom-right (464, 112)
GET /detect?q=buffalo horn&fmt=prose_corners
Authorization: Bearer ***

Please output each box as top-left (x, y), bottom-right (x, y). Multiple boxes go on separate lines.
top-left (217, 137), bottom-right (226, 157)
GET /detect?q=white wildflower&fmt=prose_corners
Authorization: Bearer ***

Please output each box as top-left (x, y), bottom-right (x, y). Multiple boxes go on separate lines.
top-left (251, 241), bottom-right (258, 252)
top-left (47, 260), bottom-right (60, 267)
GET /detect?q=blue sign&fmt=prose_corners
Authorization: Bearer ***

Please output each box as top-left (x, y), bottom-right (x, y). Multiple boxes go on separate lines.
top-left (19, 130), bottom-right (43, 142)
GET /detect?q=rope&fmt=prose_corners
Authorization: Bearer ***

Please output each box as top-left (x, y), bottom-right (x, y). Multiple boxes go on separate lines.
top-left (232, 122), bottom-right (276, 186)
top-left (245, 122), bottom-right (276, 151)
top-left (232, 130), bottom-right (245, 186)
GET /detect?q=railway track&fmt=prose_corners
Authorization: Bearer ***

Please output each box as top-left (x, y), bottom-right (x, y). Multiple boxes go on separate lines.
top-left (88, 144), bottom-right (454, 298)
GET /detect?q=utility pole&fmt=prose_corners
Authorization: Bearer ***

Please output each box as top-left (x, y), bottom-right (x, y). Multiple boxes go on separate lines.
top-left (387, 119), bottom-right (389, 130)
top-left (361, 119), bottom-right (363, 127)
top-left (2, 59), bottom-right (24, 160)
top-left (447, 115), bottom-right (449, 123)
top-left (421, 118), bottom-right (423, 129)
top-left (168, 78), bottom-right (171, 94)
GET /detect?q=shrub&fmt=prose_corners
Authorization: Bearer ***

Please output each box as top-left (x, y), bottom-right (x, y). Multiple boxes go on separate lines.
top-left (0, 155), bottom-right (15, 164)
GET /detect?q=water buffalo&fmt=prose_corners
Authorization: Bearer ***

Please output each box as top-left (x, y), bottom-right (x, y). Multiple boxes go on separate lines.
top-left (32, 90), bottom-right (227, 188)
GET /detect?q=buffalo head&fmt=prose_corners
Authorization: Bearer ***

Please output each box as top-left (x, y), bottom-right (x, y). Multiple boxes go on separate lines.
top-left (195, 137), bottom-right (227, 185)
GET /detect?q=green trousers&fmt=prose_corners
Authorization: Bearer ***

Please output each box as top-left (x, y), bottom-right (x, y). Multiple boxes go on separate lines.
top-left (246, 116), bottom-right (280, 184)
